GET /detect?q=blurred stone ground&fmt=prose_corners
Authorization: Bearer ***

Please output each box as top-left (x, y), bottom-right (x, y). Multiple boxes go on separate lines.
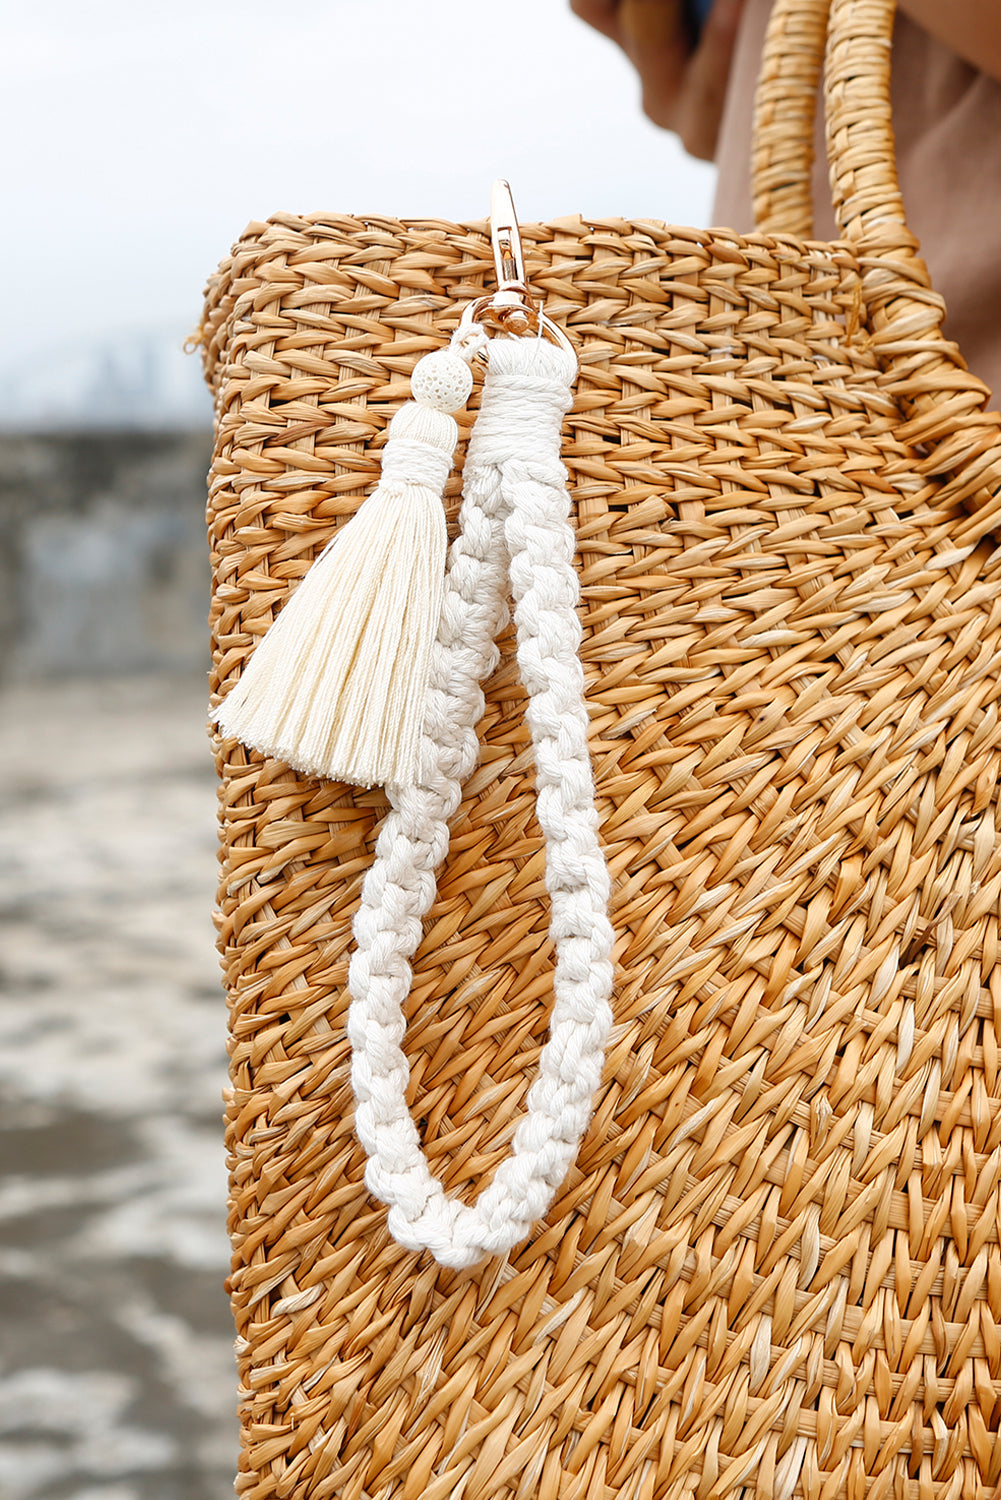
top-left (0, 671), bottom-right (237, 1499)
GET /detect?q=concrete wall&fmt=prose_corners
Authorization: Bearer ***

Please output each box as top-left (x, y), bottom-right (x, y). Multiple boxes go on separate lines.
top-left (0, 432), bottom-right (214, 679)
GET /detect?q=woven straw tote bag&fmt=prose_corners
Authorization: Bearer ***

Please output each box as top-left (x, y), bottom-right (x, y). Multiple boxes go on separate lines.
top-left (201, 0), bottom-right (1001, 1494)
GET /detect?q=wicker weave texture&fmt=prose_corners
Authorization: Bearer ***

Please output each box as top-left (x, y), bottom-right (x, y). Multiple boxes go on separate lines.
top-left (204, 205), bottom-right (1001, 1500)
top-left (202, 3), bottom-right (1001, 1494)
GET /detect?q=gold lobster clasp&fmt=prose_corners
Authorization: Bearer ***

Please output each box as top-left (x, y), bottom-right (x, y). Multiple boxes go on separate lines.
top-left (490, 178), bottom-right (533, 325)
top-left (457, 179), bottom-right (575, 360)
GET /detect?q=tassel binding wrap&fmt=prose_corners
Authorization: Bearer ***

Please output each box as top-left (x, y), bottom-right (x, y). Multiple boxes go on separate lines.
top-left (346, 336), bottom-right (617, 1268)
top-left (212, 348), bottom-right (472, 787)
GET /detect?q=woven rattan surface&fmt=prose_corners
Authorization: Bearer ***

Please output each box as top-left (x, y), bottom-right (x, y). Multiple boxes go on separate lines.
top-left (203, 3), bottom-right (1001, 1495)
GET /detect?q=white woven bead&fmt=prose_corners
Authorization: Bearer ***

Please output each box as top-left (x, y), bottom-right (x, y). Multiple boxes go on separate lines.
top-left (411, 350), bottom-right (473, 413)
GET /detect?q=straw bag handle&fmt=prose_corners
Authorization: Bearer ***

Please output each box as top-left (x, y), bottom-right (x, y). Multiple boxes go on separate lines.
top-left (752, 0), bottom-right (909, 243)
top-left (751, 0), bottom-right (1001, 540)
top-left (751, 0), bottom-right (829, 238)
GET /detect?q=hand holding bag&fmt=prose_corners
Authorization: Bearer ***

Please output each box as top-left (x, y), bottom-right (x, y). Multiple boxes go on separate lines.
top-left (202, 0), bottom-right (1001, 1493)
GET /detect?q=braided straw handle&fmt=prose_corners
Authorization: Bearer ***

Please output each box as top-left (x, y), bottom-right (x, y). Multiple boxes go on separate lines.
top-left (751, 0), bottom-right (829, 238)
top-left (752, 0), bottom-right (1001, 542)
top-left (753, 0), bottom-right (910, 241)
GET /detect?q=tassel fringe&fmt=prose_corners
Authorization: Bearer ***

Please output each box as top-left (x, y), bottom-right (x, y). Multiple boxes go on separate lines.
top-left (213, 387), bottom-right (464, 786)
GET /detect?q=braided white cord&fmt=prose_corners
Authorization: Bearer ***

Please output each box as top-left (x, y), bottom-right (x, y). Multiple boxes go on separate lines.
top-left (347, 337), bottom-right (615, 1269)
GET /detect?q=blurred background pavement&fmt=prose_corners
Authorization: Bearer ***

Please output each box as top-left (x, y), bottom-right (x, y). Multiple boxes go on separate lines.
top-left (0, 670), bottom-right (233, 1500)
top-left (0, 437), bottom-right (234, 1499)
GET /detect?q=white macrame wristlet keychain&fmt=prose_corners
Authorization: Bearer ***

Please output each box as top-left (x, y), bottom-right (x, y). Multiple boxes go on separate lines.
top-left (215, 182), bottom-right (616, 1269)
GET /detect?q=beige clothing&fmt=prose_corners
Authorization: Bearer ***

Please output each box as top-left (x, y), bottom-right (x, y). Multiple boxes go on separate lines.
top-left (713, 0), bottom-right (1001, 400)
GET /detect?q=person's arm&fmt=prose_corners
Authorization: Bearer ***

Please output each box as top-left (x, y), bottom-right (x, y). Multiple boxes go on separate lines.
top-left (897, 0), bottom-right (1001, 84)
top-left (570, 0), bottom-right (746, 160)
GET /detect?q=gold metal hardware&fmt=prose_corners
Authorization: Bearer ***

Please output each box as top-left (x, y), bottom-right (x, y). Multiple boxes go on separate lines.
top-left (456, 179), bottom-right (575, 360)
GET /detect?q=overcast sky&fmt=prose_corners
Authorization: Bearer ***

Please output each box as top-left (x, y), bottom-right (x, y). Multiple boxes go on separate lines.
top-left (3, 0), bottom-right (716, 417)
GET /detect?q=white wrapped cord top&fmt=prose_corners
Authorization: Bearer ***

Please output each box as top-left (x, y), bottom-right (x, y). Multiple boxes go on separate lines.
top-left (347, 335), bottom-right (617, 1269)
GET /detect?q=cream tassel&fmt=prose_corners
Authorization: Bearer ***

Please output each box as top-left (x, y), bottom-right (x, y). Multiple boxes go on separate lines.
top-left (213, 345), bottom-right (476, 787)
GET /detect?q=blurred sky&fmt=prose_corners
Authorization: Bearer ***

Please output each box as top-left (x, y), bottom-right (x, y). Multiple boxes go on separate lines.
top-left (2, 0), bottom-right (716, 423)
